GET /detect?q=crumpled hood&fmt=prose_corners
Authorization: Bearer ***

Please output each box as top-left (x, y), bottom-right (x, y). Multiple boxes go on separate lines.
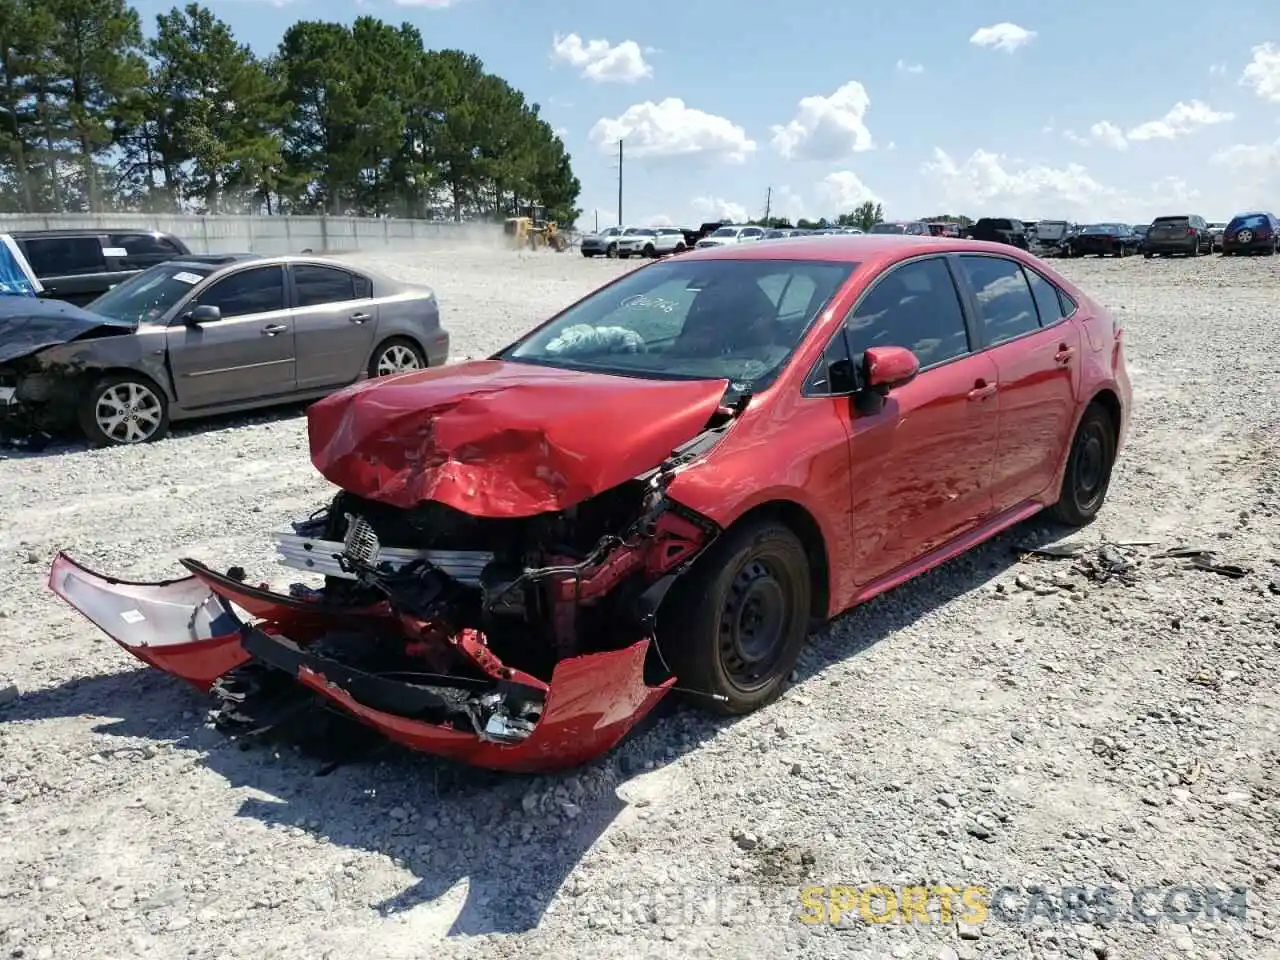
top-left (0, 297), bottom-right (134, 365)
top-left (308, 358), bottom-right (729, 517)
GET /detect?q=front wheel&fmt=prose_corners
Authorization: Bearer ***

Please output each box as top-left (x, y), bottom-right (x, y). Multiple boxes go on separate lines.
top-left (78, 373), bottom-right (170, 447)
top-left (368, 337), bottom-right (426, 378)
top-left (605, 243), bottom-right (618, 259)
top-left (656, 518), bottom-right (812, 715)
top-left (1048, 403), bottom-right (1117, 527)
top-left (643, 244), bottom-right (656, 258)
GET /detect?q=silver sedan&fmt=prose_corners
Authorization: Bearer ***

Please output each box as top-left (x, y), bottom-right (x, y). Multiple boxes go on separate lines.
top-left (0, 253), bottom-right (449, 446)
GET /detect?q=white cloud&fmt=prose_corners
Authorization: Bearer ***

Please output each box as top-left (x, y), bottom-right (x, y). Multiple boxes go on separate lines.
top-left (591, 99), bottom-right (756, 162)
top-left (1126, 100), bottom-right (1234, 141)
top-left (969, 22), bottom-right (1036, 53)
top-left (552, 126), bottom-right (568, 140)
top-left (1211, 138), bottom-right (1280, 202)
top-left (551, 32), bottom-right (652, 83)
top-left (896, 59), bottom-right (924, 75)
top-left (1209, 63), bottom-right (1227, 77)
top-left (817, 171), bottom-right (882, 212)
top-left (1212, 138), bottom-right (1280, 170)
top-left (691, 196), bottom-right (749, 223)
top-left (639, 213), bottom-right (675, 227)
top-left (1240, 42), bottom-right (1280, 103)
top-left (1066, 120), bottom-right (1128, 150)
top-left (921, 147), bottom-right (1211, 220)
top-left (770, 81), bottom-right (874, 162)
top-left (922, 148), bottom-right (1113, 217)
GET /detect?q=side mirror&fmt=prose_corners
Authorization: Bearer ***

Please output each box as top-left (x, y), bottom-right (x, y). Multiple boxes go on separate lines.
top-left (864, 345), bottom-right (919, 393)
top-left (185, 304), bottom-right (221, 324)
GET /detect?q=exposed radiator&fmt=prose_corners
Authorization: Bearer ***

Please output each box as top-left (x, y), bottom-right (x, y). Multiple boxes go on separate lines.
top-left (273, 531), bottom-right (493, 587)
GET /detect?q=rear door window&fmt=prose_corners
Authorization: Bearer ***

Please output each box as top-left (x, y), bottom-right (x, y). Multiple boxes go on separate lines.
top-left (21, 237), bottom-right (106, 277)
top-left (294, 264), bottom-right (360, 307)
top-left (955, 255), bottom-right (1040, 346)
top-left (1023, 268), bottom-right (1065, 326)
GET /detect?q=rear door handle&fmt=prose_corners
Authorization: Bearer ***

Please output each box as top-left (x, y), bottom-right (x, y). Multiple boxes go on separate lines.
top-left (349, 312), bottom-right (371, 324)
top-left (968, 380), bottom-right (997, 401)
top-left (1055, 345), bottom-right (1075, 365)
top-left (262, 323), bottom-right (289, 336)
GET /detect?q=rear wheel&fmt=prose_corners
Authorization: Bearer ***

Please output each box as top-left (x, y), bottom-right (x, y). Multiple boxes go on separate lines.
top-left (78, 373), bottom-right (170, 447)
top-left (657, 518), bottom-right (812, 715)
top-left (368, 337), bottom-right (426, 378)
top-left (643, 243), bottom-right (656, 258)
top-left (605, 243), bottom-right (618, 259)
top-left (1049, 403), bottom-right (1117, 527)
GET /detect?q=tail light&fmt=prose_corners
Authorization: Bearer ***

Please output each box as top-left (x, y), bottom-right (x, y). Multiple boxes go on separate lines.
top-left (1186, 228), bottom-right (1196, 236)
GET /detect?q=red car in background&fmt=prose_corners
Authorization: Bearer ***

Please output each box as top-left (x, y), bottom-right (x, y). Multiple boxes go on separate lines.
top-left (50, 235), bottom-right (1131, 772)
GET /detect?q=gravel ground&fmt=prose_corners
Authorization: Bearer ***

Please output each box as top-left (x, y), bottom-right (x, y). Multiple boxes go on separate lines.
top-left (1, 244), bottom-right (1278, 960)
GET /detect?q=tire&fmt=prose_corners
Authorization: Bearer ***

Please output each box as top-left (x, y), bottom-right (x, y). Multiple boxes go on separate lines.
top-left (675, 243), bottom-right (686, 254)
top-left (643, 244), bottom-right (656, 258)
top-left (1143, 251), bottom-right (1153, 259)
top-left (605, 243), bottom-right (618, 259)
top-left (368, 337), bottom-right (426, 378)
top-left (656, 517), bottom-right (812, 715)
top-left (78, 372), bottom-right (170, 447)
top-left (581, 249), bottom-right (593, 258)
top-left (1048, 402), bottom-right (1117, 527)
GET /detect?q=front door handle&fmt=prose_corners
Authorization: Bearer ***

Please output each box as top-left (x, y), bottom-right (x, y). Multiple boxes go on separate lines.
top-left (1055, 345), bottom-right (1075, 365)
top-left (349, 312), bottom-right (371, 324)
top-left (967, 380), bottom-right (997, 402)
top-left (262, 323), bottom-right (288, 336)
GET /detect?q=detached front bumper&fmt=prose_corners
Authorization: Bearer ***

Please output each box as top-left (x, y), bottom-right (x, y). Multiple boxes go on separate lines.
top-left (48, 553), bottom-right (673, 772)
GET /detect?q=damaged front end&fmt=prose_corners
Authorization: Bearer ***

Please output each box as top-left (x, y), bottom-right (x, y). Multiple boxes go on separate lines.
top-left (49, 457), bottom-right (723, 771)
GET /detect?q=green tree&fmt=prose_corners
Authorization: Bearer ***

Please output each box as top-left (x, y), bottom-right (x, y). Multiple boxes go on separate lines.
top-left (0, 0), bottom-right (57, 211)
top-left (921, 213), bottom-right (972, 226)
top-left (840, 201), bottom-right (883, 232)
top-left (138, 4), bottom-right (283, 213)
top-left (44, 0), bottom-right (148, 210)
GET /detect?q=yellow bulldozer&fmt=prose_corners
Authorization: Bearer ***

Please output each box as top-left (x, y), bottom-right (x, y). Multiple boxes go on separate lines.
top-left (504, 204), bottom-right (569, 252)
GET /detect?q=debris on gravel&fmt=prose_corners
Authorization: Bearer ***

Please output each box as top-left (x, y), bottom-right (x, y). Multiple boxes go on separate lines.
top-left (1, 247), bottom-right (1278, 959)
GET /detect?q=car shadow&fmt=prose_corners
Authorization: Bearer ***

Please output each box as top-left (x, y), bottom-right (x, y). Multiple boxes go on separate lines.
top-left (0, 402), bottom-right (313, 460)
top-left (2, 515), bottom-right (1073, 935)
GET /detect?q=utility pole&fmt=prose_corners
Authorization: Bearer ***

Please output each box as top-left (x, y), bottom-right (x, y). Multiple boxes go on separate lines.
top-left (594, 209), bottom-right (599, 232)
top-left (617, 139), bottom-right (623, 226)
top-left (763, 187), bottom-right (772, 225)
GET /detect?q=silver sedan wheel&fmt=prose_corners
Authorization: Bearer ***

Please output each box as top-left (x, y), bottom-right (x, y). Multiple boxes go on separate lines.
top-left (375, 343), bottom-right (423, 376)
top-left (94, 382), bottom-right (164, 444)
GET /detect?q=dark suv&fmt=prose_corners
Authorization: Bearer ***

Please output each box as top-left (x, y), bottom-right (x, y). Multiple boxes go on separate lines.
top-left (1220, 212), bottom-right (1279, 255)
top-left (970, 218), bottom-right (1030, 249)
top-left (1141, 215), bottom-right (1211, 258)
top-left (10, 230), bottom-right (192, 306)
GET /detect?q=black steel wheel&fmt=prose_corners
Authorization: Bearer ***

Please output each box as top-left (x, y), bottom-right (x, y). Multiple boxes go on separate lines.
top-left (657, 517), bottom-right (811, 715)
top-left (1049, 403), bottom-right (1117, 526)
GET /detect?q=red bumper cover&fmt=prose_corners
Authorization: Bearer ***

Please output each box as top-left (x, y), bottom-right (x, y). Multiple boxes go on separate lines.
top-left (48, 553), bottom-right (673, 772)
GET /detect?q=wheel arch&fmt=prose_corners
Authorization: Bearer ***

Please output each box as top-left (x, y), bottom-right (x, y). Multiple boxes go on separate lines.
top-left (716, 498), bottom-right (832, 626)
top-left (1050, 387), bottom-right (1124, 497)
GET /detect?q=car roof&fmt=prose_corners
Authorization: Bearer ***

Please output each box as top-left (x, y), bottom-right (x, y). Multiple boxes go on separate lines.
top-left (675, 234), bottom-right (1025, 263)
top-left (8, 228), bottom-right (182, 238)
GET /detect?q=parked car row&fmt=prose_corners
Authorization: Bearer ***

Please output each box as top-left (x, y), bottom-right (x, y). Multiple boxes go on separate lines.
top-left (1010, 212), bottom-right (1278, 258)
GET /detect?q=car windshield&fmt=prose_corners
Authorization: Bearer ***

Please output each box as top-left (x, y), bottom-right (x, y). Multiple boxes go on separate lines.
top-left (709, 227), bottom-right (739, 237)
top-left (1152, 217), bottom-right (1190, 227)
top-left (1228, 214), bottom-right (1268, 229)
top-left (870, 223), bottom-right (906, 234)
top-left (500, 258), bottom-right (856, 394)
top-left (87, 262), bottom-right (211, 324)
top-left (1082, 224), bottom-right (1124, 234)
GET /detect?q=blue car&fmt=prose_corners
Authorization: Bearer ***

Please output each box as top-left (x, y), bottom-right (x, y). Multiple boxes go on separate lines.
top-left (0, 235), bottom-right (41, 297)
top-left (1221, 212), bottom-right (1279, 256)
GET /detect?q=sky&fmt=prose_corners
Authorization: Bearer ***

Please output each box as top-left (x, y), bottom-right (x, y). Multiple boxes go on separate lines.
top-left (143, 0), bottom-right (1280, 230)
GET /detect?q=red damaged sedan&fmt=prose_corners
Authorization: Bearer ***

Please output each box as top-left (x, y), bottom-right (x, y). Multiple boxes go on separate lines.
top-left (49, 236), bottom-right (1131, 772)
